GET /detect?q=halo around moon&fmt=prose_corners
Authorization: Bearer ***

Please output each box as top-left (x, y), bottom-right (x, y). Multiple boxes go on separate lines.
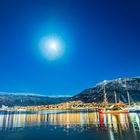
top-left (39, 36), bottom-right (64, 60)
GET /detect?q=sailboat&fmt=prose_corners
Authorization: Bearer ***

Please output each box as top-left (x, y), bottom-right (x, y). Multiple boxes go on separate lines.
top-left (125, 79), bottom-right (140, 113)
top-left (98, 81), bottom-right (129, 114)
top-left (125, 105), bottom-right (140, 113)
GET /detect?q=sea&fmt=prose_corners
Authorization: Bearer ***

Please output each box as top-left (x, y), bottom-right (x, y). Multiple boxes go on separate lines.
top-left (0, 110), bottom-right (140, 140)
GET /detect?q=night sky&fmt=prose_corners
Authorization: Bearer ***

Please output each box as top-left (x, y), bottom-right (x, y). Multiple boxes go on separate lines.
top-left (0, 0), bottom-right (140, 96)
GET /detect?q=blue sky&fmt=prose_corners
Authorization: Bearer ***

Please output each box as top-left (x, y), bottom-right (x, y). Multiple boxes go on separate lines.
top-left (0, 0), bottom-right (140, 96)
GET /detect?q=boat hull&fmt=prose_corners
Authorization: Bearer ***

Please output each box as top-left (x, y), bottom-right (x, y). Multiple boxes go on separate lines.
top-left (98, 108), bottom-right (129, 114)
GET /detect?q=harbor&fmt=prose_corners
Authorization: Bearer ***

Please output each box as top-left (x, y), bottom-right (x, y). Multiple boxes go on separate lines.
top-left (0, 110), bottom-right (140, 140)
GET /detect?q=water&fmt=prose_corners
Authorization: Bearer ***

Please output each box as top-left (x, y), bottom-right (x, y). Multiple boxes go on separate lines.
top-left (0, 110), bottom-right (140, 140)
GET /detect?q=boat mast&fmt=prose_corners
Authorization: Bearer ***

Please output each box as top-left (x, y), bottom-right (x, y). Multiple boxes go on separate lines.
top-left (125, 79), bottom-right (131, 106)
top-left (103, 81), bottom-right (108, 107)
top-left (127, 91), bottom-right (130, 106)
top-left (114, 90), bottom-right (117, 104)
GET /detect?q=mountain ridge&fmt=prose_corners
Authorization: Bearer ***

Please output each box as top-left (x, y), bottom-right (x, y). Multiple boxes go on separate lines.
top-left (69, 77), bottom-right (140, 103)
top-left (0, 94), bottom-right (68, 107)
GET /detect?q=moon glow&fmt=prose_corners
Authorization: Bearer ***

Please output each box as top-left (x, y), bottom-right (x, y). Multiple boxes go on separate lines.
top-left (40, 36), bottom-right (64, 60)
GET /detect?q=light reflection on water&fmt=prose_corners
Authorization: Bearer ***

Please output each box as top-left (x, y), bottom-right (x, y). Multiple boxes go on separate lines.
top-left (0, 111), bottom-right (140, 140)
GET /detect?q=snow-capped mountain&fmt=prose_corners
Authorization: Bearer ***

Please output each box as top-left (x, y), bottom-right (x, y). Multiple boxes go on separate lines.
top-left (69, 77), bottom-right (140, 103)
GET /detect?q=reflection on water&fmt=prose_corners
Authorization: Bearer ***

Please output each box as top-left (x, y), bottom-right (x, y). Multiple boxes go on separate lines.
top-left (0, 111), bottom-right (140, 140)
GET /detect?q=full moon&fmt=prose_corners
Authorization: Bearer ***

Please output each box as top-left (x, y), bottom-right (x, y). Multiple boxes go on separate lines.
top-left (40, 36), bottom-right (64, 60)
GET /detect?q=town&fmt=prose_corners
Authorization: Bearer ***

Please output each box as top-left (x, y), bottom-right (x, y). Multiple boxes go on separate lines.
top-left (0, 100), bottom-right (137, 112)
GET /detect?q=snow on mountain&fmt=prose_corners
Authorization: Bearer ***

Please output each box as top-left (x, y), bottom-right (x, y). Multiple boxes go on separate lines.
top-left (70, 77), bottom-right (140, 103)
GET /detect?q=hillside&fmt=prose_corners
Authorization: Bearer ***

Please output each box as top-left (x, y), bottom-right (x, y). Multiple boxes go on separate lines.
top-left (0, 94), bottom-right (68, 107)
top-left (69, 77), bottom-right (140, 103)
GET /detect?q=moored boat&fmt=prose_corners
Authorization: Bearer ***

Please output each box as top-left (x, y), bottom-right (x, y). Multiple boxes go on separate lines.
top-left (125, 106), bottom-right (140, 113)
top-left (124, 79), bottom-right (140, 113)
top-left (98, 106), bottom-right (129, 114)
top-left (97, 81), bottom-right (129, 114)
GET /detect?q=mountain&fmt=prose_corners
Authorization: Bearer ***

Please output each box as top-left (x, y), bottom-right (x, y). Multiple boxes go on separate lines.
top-left (69, 77), bottom-right (140, 103)
top-left (0, 94), bottom-right (68, 107)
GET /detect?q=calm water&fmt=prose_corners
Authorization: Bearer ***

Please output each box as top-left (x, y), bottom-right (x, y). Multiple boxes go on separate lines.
top-left (0, 110), bottom-right (140, 140)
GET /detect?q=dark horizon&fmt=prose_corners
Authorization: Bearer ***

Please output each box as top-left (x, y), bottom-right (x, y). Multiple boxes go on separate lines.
top-left (0, 0), bottom-right (140, 96)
